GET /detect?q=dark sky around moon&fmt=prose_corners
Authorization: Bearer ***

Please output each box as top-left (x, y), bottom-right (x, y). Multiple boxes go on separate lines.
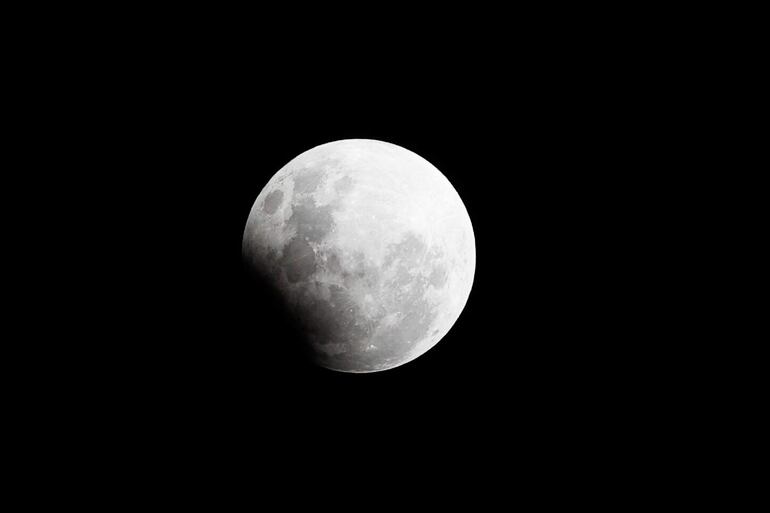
top-left (78, 21), bottom-right (676, 490)
top-left (151, 92), bottom-right (651, 432)
top-left (121, 71), bottom-right (652, 413)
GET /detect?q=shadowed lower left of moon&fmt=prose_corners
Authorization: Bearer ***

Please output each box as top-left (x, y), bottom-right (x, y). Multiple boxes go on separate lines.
top-left (240, 258), bottom-right (322, 373)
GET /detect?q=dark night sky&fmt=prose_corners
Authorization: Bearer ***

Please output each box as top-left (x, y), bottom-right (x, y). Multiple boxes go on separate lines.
top-left (129, 58), bottom-right (657, 445)
top-left (66, 16), bottom-right (684, 495)
top-left (7, 2), bottom-right (730, 504)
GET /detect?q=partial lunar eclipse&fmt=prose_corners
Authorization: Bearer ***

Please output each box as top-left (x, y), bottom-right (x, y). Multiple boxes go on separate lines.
top-left (243, 139), bottom-right (475, 372)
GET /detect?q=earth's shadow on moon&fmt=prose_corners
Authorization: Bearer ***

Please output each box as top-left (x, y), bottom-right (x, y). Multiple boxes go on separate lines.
top-left (240, 261), bottom-right (425, 380)
top-left (240, 261), bottom-right (318, 375)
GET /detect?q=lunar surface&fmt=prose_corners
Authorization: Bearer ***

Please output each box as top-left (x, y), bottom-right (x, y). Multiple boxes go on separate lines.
top-left (242, 139), bottom-right (475, 372)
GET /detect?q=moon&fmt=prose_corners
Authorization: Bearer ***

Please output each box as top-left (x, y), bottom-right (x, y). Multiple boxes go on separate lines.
top-left (242, 139), bottom-right (475, 373)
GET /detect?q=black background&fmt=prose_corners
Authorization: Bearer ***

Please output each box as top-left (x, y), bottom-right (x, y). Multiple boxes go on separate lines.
top-left (9, 4), bottom-right (737, 504)
top-left (129, 60), bottom-right (656, 452)
top-left (54, 12), bottom-right (686, 496)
